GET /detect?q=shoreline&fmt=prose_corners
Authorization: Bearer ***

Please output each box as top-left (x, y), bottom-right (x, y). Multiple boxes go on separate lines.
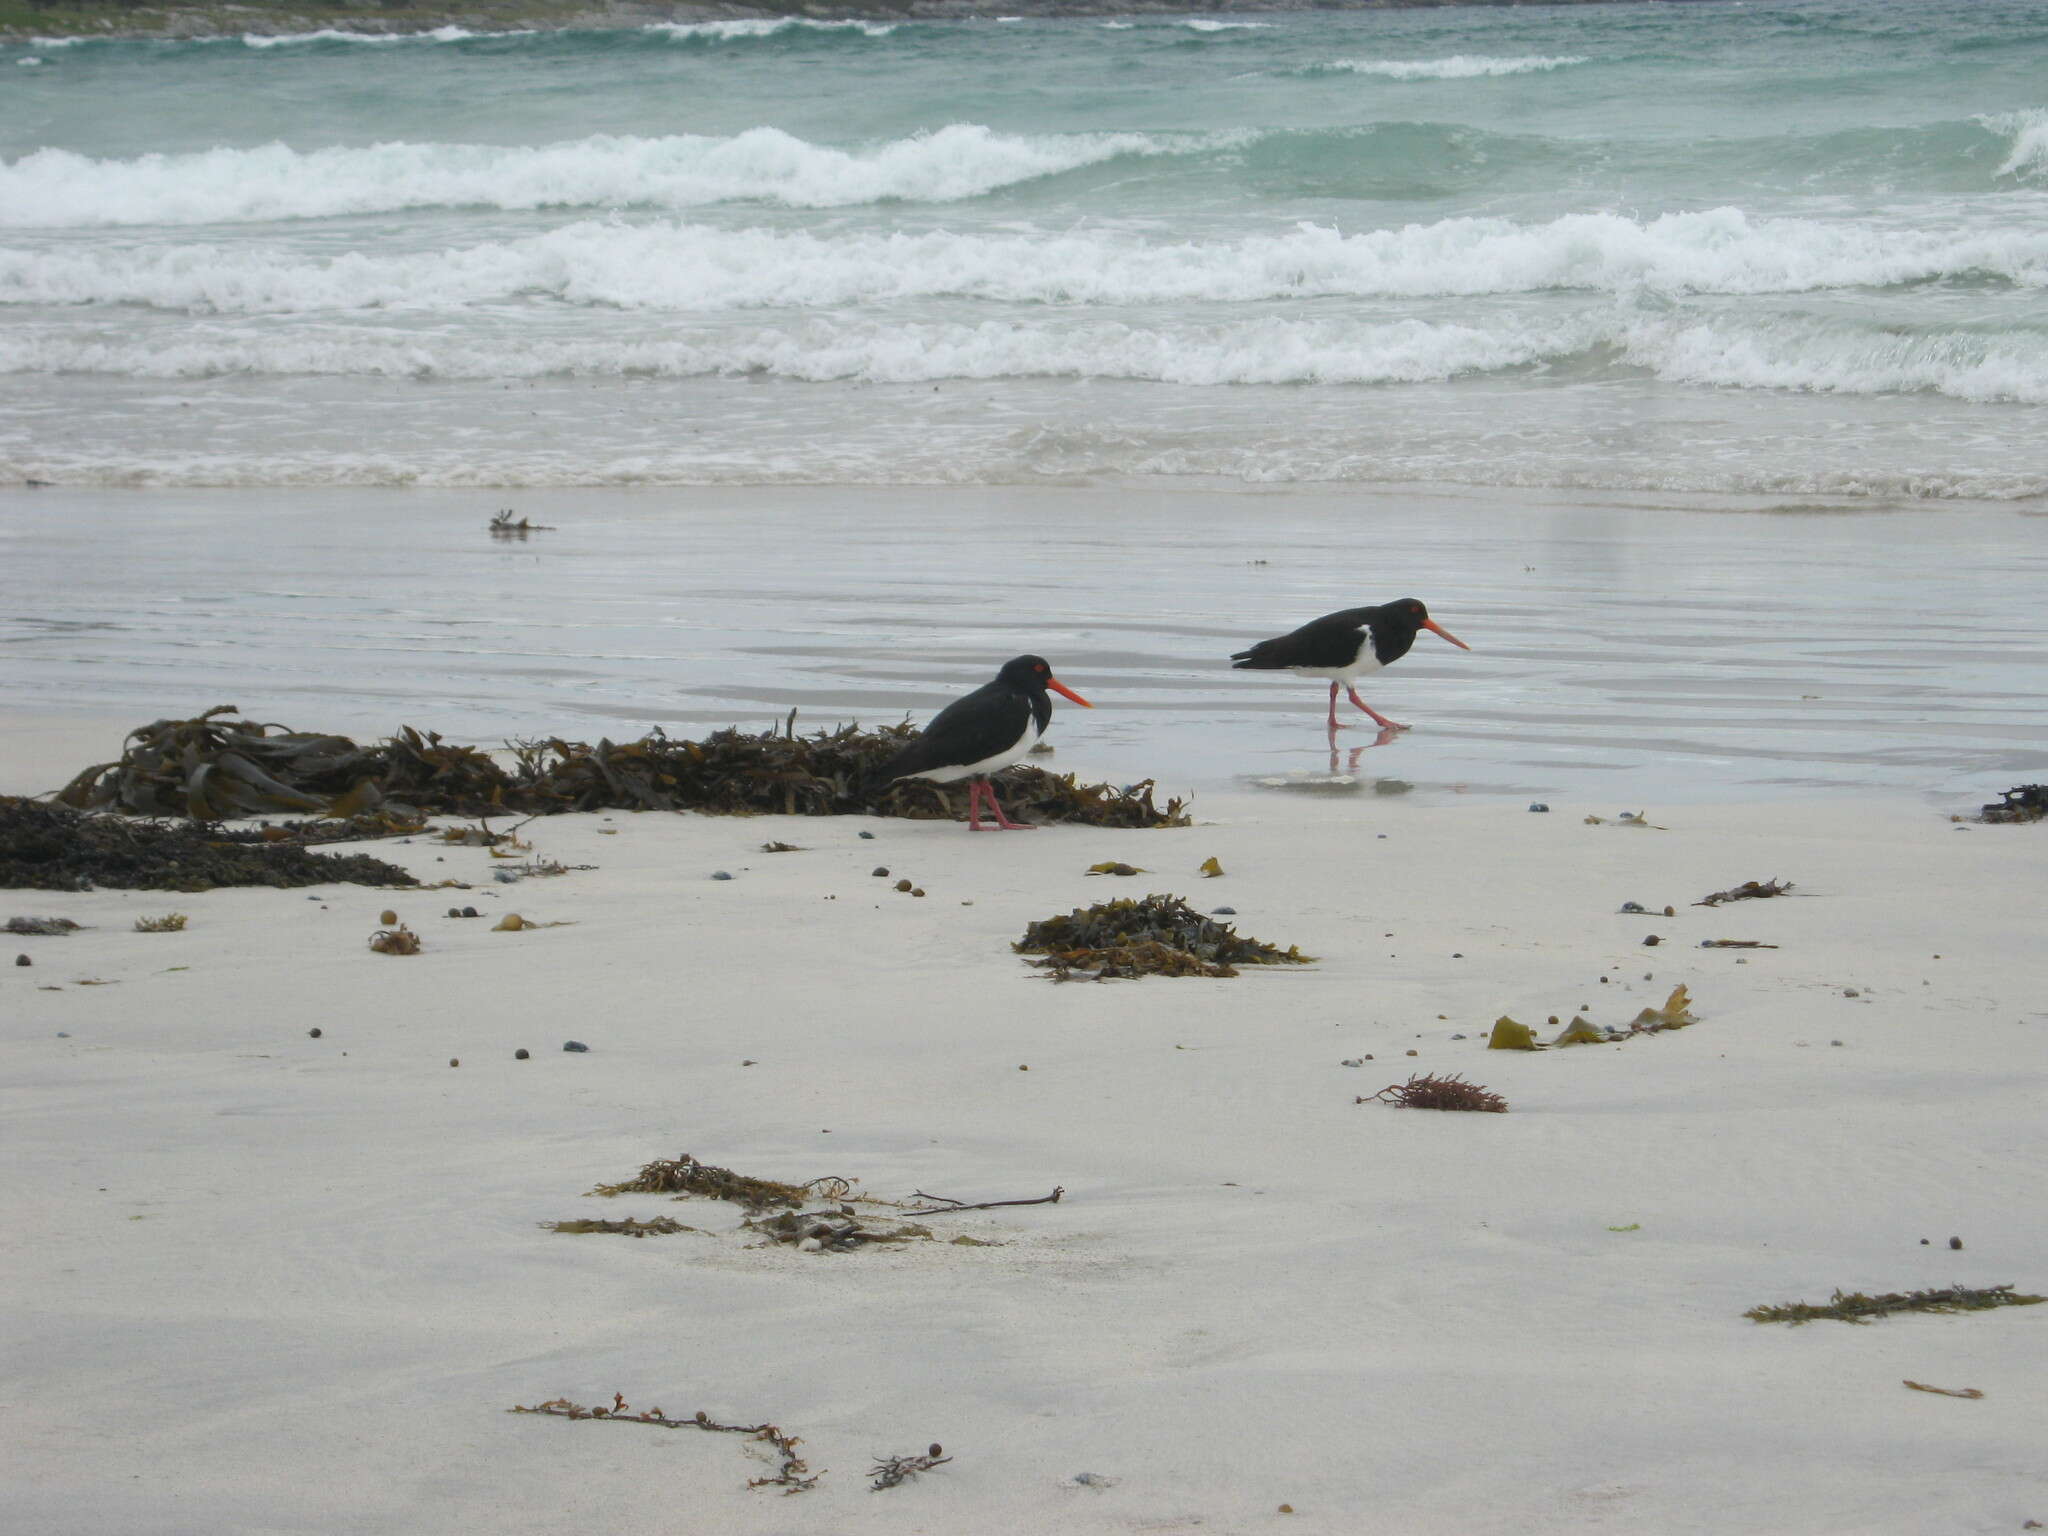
top-left (2, 0), bottom-right (1665, 46)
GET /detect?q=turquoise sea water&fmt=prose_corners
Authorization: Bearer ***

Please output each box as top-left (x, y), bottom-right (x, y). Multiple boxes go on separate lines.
top-left (5, 1), bottom-right (2048, 495)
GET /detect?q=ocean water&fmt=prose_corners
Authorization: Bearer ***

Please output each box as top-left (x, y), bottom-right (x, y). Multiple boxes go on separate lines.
top-left (4, 4), bottom-right (2048, 805)
top-left (5, 0), bottom-right (2048, 495)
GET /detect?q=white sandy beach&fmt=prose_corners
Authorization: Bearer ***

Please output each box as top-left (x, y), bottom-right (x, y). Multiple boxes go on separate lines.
top-left (5, 708), bottom-right (2046, 1536)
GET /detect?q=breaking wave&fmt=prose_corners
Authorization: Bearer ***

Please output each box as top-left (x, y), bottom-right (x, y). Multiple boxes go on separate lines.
top-left (0, 125), bottom-right (1191, 227)
top-left (10, 208), bottom-right (2044, 310)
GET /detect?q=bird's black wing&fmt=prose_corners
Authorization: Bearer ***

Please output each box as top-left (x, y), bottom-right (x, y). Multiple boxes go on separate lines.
top-left (1230, 607), bottom-right (1375, 670)
top-left (884, 680), bottom-right (1031, 779)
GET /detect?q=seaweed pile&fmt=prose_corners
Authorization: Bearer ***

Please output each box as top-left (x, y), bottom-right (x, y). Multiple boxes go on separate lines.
top-left (586, 1152), bottom-right (841, 1211)
top-left (55, 707), bottom-right (1188, 828)
top-left (1, 796), bottom-right (417, 892)
top-left (1978, 785), bottom-right (2048, 824)
top-left (1014, 893), bottom-right (1314, 980)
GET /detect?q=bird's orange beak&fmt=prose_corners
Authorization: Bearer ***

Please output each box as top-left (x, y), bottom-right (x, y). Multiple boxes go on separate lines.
top-left (1048, 677), bottom-right (1094, 708)
top-left (1423, 619), bottom-right (1471, 651)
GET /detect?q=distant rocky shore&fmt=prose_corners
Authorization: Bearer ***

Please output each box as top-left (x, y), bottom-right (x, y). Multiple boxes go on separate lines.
top-left (3, 0), bottom-right (1637, 45)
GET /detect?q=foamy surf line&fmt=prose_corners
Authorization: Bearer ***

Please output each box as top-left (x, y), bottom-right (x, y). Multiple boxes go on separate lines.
top-left (0, 125), bottom-right (1207, 227)
top-left (1307, 55), bottom-right (1590, 80)
top-left (6, 307), bottom-right (2048, 403)
top-left (9, 209), bottom-right (2045, 304)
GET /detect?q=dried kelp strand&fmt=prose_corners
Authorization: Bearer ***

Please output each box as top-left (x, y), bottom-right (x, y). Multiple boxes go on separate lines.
top-left (1745, 1284), bottom-right (2045, 1325)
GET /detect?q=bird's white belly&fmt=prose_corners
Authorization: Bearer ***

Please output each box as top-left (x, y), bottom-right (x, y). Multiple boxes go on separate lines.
top-left (913, 718), bottom-right (1044, 783)
top-left (1287, 655), bottom-right (1383, 683)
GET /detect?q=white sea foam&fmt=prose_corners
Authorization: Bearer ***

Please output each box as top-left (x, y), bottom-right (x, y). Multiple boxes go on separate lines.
top-left (240, 27), bottom-right (491, 48)
top-left (0, 313), bottom-right (1587, 385)
top-left (1316, 55), bottom-right (1590, 80)
top-left (1180, 19), bottom-right (1272, 30)
top-left (8, 304), bottom-right (2043, 403)
top-left (1985, 108), bottom-right (2048, 179)
top-left (641, 19), bottom-right (898, 41)
top-left (0, 125), bottom-right (1184, 228)
top-left (10, 209), bottom-right (2043, 311)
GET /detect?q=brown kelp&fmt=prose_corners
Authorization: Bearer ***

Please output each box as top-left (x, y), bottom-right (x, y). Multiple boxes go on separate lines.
top-left (55, 708), bottom-right (1188, 828)
top-left (1014, 893), bottom-right (1313, 979)
top-left (1, 796), bottom-right (417, 892)
top-left (1362, 1073), bottom-right (1508, 1112)
top-left (1745, 1285), bottom-right (2045, 1326)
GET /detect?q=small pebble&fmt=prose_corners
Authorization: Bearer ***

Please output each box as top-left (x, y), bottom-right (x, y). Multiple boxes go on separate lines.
top-left (871, 867), bottom-right (889, 877)
top-left (1528, 803), bottom-right (1549, 813)
top-left (1599, 975), bottom-right (1609, 983)
top-left (449, 1058), bottom-right (460, 1068)
top-left (1844, 988), bottom-right (1860, 997)
top-left (562, 1040), bottom-right (589, 1053)
top-left (14, 954), bottom-right (29, 967)
top-left (1620, 901), bottom-right (1646, 914)
top-left (1340, 1058), bottom-right (1363, 1068)
top-left (859, 830), bottom-right (875, 839)
top-left (492, 870), bottom-right (518, 883)
top-left (1362, 1053), bottom-right (1374, 1060)
top-left (1018, 1064), bottom-right (1029, 1071)
top-left (447, 906), bottom-right (461, 917)
top-left (379, 908), bottom-right (398, 925)
top-left (1449, 1032), bottom-right (1467, 1040)
top-left (1405, 1049), bottom-right (1418, 1057)
top-left (56, 1031), bottom-right (69, 1038)
top-left (1212, 906), bottom-right (1236, 915)
top-left (1830, 1039), bottom-right (1843, 1047)
top-left (711, 871), bottom-right (733, 881)
top-left (515, 1048), bottom-right (529, 1060)
top-left (462, 906), bottom-right (478, 918)
top-left (1642, 935), bottom-right (1661, 946)
top-left (1920, 1238), bottom-right (1930, 1246)
top-left (1950, 1236), bottom-right (1963, 1251)
top-left (1451, 952), bottom-right (1463, 959)
top-left (1663, 906), bottom-right (1675, 917)
top-left (895, 879), bottom-right (913, 892)
top-left (308, 1027), bottom-right (322, 1039)
top-left (911, 888), bottom-right (926, 898)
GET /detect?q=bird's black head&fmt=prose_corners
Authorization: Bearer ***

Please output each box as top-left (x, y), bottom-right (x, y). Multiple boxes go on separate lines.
top-left (1378, 599), bottom-right (1471, 652)
top-left (995, 655), bottom-right (1094, 708)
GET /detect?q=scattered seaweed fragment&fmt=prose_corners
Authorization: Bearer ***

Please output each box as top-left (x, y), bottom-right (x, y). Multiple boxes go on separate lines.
top-left (1362, 1073), bottom-right (1508, 1112)
top-left (369, 923), bottom-right (421, 955)
top-left (872, 1445), bottom-right (951, 1491)
top-left (1014, 893), bottom-right (1313, 980)
top-left (543, 1217), bottom-right (697, 1238)
top-left (1695, 878), bottom-right (1793, 907)
top-left (1745, 1284), bottom-right (2045, 1326)
top-left (2, 796), bottom-right (418, 892)
top-left (587, 1152), bottom-right (833, 1211)
top-left (56, 709), bottom-right (1188, 829)
top-left (1976, 784), bottom-right (2048, 824)
top-left (133, 912), bottom-right (188, 933)
top-left (508, 1394), bottom-right (815, 1493)
top-left (746, 1207), bottom-right (935, 1252)
top-left (6, 914), bottom-right (82, 935)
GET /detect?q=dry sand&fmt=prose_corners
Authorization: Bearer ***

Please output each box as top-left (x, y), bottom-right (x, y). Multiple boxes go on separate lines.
top-left (4, 713), bottom-right (2046, 1535)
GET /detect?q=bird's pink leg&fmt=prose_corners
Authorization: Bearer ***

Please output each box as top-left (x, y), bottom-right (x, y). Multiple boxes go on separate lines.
top-left (1325, 681), bottom-right (1345, 732)
top-left (963, 780), bottom-right (988, 832)
top-left (1346, 686), bottom-right (1407, 731)
top-left (982, 781), bottom-right (1034, 831)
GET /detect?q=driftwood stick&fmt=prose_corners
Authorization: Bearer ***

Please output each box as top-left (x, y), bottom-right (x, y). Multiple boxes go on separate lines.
top-left (899, 1186), bottom-right (1064, 1216)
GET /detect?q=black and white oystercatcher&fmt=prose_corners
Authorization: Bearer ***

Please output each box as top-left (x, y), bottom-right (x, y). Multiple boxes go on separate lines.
top-left (1231, 598), bottom-right (1470, 732)
top-left (884, 655), bottom-right (1094, 831)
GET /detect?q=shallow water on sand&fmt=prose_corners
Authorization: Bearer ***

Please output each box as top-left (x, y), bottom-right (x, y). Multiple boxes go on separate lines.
top-left (4, 482), bottom-right (2044, 809)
